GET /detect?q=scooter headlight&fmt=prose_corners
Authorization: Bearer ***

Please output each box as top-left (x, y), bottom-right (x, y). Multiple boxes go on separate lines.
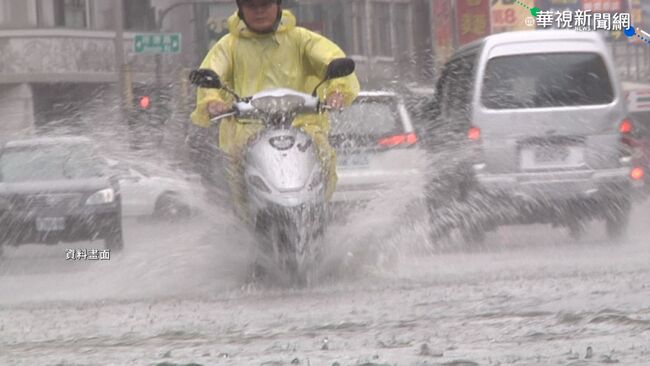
top-left (251, 95), bottom-right (305, 114)
top-left (86, 188), bottom-right (115, 205)
top-left (248, 175), bottom-right (271, 194)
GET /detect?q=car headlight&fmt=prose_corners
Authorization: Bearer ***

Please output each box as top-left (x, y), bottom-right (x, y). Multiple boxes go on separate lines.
top-left (86, 188), bottom-right (115, 205)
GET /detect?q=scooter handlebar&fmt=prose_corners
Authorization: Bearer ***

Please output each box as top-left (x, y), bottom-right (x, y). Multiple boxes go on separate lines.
top-left (209, 110), bottom-right (238, 124)
top-left (208, 96), bottom-right (335, 125)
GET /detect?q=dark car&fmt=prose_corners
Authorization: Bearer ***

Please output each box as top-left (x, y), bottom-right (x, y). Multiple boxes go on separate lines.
top-left (0, 137), bottom-right (123, 256)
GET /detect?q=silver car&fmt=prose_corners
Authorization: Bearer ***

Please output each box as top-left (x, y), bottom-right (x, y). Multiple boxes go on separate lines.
top-left (329, 91), bottom-right (427, 211)
top-left (107, 160), bottom-right (204, 220)
top-left (432, 30), bottom-right (638, 242)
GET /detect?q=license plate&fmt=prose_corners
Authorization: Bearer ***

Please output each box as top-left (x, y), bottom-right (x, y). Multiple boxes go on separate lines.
top-left (339, 154), bottom-right (369, 167)
top-left (36, 217), bottom-right (65, 232)
top-left (534, 146), bottom-right (569, 163)
top-left (521, 146), bottom-right (585, 170)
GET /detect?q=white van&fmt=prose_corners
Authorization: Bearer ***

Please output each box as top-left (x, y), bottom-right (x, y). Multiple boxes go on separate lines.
top-left (431, 30), bottom-right (639, 242)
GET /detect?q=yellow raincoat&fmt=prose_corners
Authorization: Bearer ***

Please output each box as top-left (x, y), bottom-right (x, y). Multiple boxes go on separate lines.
top-left (191, 10), bottom-right (360, 221)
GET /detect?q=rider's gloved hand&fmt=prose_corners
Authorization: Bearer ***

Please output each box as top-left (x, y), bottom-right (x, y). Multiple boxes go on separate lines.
top-left (188, 69), bottom-right (203, 85)
top-left (207, 101), bottom-right (231, 117)
top-left (189, 69), bottom-right (221, 88)
top-left (325, 91), bottom-right (345, 110)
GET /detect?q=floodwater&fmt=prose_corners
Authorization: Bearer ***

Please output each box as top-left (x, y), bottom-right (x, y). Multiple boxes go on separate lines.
top-left (1, 195), bottom-right (649, 366)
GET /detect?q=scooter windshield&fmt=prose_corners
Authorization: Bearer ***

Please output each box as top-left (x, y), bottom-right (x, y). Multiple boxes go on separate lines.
top-left (251, 95), bottom-right (306, 115)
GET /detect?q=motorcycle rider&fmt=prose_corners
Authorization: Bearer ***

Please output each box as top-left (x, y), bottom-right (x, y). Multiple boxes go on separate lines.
top-left (191, 0), bottom-right (360, 222)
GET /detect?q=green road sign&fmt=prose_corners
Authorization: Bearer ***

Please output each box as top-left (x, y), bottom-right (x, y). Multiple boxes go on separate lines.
top-left (134, 33), bottom-right (181, 54)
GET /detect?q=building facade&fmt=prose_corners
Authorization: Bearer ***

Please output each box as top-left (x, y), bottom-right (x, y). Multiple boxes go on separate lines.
top-left (5, 0), bottom-right (646, 141)
top-left (0, 0), bottom-right (439, 139)
top-left (0, 0), bottom-right (197, 140)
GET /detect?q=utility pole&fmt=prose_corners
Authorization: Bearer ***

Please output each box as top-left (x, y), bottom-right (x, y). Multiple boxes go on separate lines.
top-left (429, 0), bottom-right (439, 79)
top-left (155, 10), bottom-right (164, 89)
top-left (364, 0), bottom-right (373, 83)
top-left (114, 0), bottom-right (126, 117)
top-left (451, 0), bottom-right (459, 51)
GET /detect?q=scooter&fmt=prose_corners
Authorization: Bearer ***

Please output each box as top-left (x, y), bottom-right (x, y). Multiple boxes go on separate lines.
top-left (189, 58), bottom-right (356, 285)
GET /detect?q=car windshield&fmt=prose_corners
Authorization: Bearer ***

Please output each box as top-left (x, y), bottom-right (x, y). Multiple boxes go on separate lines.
top-left (481, 52), bottom-right (614, 109)
top-left (330, 99), bottom-right (403, 137)
top-left (0, 143), bottom-right (107, 183)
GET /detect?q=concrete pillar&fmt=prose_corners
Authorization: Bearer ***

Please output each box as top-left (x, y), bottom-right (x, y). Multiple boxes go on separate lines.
top-left (0, 84), bottom-right (35, 143)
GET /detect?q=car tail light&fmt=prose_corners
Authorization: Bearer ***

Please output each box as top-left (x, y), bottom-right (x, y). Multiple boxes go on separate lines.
top-left (378, 133), bottom-right (417, 148)
top-left (468, 126), bottom-right (481, 141)
top-left (630, 167), bottom-right (645, 181)
top-left (620, 119), bottom-right (637, 156)
top-left (620, 118), bottom-right (633, 134)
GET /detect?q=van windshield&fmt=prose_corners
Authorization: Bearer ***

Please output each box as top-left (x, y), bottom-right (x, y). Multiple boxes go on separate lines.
top-left (481, 52), bottom-right (614, 109)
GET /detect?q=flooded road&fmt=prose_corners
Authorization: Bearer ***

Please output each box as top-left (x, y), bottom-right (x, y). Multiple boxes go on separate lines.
top-left (1, 201), bottom-right (649, 366)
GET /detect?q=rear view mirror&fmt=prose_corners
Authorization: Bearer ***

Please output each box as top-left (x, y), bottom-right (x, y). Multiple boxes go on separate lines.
top-left (325, 58), bottom-right (356, 80)
top-left (312, 58), bottom-right (356, 96)
top-left (189, 68), bottom-right (242, 102)
top-left (188, 69), bottom-right (222, 89)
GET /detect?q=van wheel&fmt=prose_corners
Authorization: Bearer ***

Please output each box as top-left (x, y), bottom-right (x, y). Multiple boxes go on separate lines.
top-left (567, 220), bottom-right (585, 241)
top-left (248, 260), bottom-right (267, 283)
top-left (457, 171), bottom-right (475, 203)
top-left (105, 220), bottom-right (124, 252)
top-left (461, 223), bottom-right (486, 247)
top-left (605, 199), bottom-right (630, 241)
top-left (155, 194), bottom-right (191, 221)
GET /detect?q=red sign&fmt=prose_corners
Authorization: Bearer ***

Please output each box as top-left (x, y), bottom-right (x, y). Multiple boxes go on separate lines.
top-left (491, 0), bottom-right (531, 33)
top-left (582, 0), bottom-right (624, 12)
top-left (456, 0), bottom-right (491, 45)
top-left (433, 0), bottom-right (454, 60)
top-left (535, 0), bottom-right (581, 12)
top-left (493, 8), bottom-right (517, 25)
